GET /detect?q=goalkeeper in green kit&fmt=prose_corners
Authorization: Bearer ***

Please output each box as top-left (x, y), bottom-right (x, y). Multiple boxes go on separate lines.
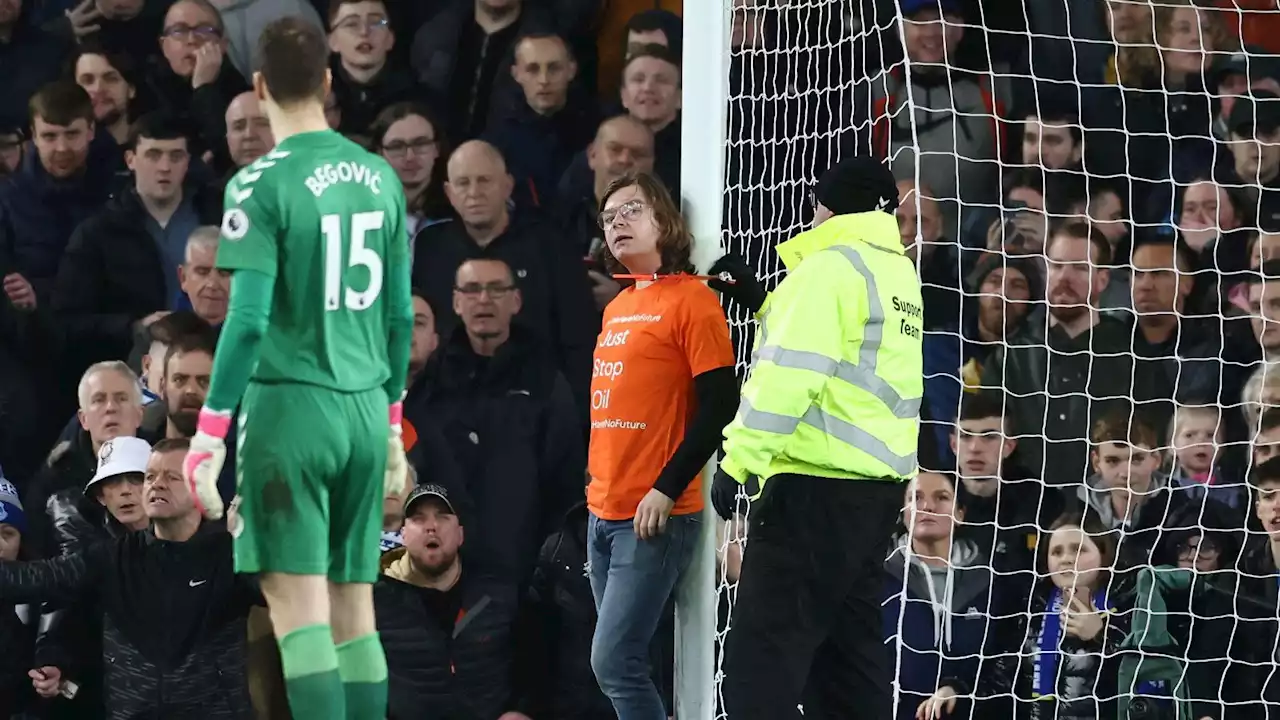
top-left (180, 16), bottom-right (412, 720)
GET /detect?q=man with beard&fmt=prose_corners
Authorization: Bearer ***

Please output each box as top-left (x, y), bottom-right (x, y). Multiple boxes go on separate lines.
top-left (72, 47), bottom-right (138, 147)
top-left (373, 484), bottom-right (531, 719)
top-left (160, 332), bottom-right (214, 439)
top-left (981, 221), bottom-right (1173, 486)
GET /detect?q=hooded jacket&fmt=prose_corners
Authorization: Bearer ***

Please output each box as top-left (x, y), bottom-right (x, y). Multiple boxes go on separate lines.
top-left (374, 548), bottom-right (528, 720)
top-left (883, 536), bottom-right (996, 720)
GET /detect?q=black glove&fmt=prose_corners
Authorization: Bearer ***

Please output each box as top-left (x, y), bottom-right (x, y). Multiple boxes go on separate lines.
top-left (708, 253), bottom-right (767, 314)
top-left (711, 467), bottom-right (742, 521)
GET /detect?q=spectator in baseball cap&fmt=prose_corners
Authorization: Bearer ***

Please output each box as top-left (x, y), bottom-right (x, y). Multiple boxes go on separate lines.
top-left (376, 481), bottom-right (533, 718)
top-left (1227, 90), bottom-right (1280, 188)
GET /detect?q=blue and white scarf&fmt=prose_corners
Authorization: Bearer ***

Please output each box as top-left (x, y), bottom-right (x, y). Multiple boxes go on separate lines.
top-left (1032, 587), bottom-right (1110, 698)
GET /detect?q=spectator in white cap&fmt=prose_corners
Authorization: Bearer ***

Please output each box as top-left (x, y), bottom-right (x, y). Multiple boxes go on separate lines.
top-left (82, 437), bottom-right (153, 541)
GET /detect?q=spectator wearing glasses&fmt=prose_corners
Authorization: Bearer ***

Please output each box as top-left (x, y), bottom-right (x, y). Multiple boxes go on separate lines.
top-left (412, 140), bottom-right (596, 406)
top-left (143, 0), bottom-right (247, 158)
top-left (369, 102), bottom-right (450, 241)
top-left (326, 0), bottom-right (419, 139)
top-left (588, 171), bottom-right (736, 719)
top-left (417, 257), bottom-right (583, 583)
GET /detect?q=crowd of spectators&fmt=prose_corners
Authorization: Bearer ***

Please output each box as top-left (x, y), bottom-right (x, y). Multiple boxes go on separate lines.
top-left (8, 0), bottom-right (1280, 717)
top-left (0, 0), bottom-right (694, 715)
top-left (870, 0), bottom-right (1280, 718)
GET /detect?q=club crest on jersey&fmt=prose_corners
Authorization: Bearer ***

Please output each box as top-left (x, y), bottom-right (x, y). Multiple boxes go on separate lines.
top-left (221, 208), bottom-right (250, 241)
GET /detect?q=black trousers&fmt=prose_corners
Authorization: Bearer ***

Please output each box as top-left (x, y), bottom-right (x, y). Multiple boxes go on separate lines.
top-left (720, 474), bottom-right (904, 720)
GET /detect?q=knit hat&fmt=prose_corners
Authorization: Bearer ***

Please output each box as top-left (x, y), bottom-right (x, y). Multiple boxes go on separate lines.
top-left (0, 477), bottom-right (26, 534)
top-left (814, 157), bottom-right (900, 216)
top-left (966, 252), bottom-right (1044, 302)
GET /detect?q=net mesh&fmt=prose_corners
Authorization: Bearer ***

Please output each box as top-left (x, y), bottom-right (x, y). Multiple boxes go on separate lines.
top-left (711, 0), bottom-right (1280, 717)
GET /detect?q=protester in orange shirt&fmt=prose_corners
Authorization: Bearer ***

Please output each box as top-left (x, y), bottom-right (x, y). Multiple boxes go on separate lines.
top-left (586, 170), bottom-right (737, 719)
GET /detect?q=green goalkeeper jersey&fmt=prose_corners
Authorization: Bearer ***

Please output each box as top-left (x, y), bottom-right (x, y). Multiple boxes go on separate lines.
top-left (217, 130), bottom-right (409, 394)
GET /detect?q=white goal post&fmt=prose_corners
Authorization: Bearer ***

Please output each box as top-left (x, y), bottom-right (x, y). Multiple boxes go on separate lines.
top-left (676, 2), bottom-right (730, 719)
top-left (675, 0), bottom-right (1280, 718)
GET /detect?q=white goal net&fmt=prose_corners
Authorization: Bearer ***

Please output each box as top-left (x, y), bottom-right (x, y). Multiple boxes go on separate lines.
top-left (700, 0), bottom-right (1280, 718)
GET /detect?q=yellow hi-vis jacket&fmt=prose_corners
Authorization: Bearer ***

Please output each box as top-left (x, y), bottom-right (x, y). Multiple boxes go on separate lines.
top-left (719, 210), bottom-right (924, 497)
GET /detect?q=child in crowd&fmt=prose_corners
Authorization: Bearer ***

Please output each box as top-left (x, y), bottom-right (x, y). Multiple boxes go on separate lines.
top-left (1076, 411), bottom-right (1168, 533)
top-left (1166, 404), bottom-right (1247, 511)
top-left (919, 514), bottom-right (1125, 720)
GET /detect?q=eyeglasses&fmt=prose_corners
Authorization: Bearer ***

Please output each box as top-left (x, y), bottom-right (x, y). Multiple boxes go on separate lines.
top-left (1178, 538), bottom-right (1219, 557)
top-left (161, 23), bottom-right (222, 41)
top-left (382, 137), bottom-right (436, 159)
top-left (332, 15), bottom-right (389, 33)
top-left (597, 199), bottom-right (647, 229)
top-left (455, 283), bottom-right (515, 298)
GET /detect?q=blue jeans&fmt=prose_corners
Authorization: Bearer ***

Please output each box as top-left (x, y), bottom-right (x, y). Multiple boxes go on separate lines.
top-left (587, 511), bottom-right (701, 720)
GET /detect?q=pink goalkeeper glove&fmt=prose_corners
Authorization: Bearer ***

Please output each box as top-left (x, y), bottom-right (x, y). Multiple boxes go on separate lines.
top-left (184, 408), bottom-right (230, 520)
top-left (385, 401), bottom-right (408, 498)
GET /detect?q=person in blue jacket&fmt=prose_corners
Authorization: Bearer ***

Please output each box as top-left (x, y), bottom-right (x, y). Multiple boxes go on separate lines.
top-left (883, 470), bottom-right (1000, 720)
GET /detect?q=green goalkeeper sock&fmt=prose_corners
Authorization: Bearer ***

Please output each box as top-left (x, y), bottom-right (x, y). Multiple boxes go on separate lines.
top-left (278, 624), bottom-right (346, 720)
top-left (336, 632), bottom-right (389, 720)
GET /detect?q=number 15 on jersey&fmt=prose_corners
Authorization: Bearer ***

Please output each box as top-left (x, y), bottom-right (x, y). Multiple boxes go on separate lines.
top-left (321, 211), bottom-right (385, 312)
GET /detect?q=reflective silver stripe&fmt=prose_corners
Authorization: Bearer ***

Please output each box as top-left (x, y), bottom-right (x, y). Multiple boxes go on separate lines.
top-left (755, 345), bottom-right (920, 419)
top-left (751, 243), bottom-right (920, 419)
top-left (826, 244), bottom-right (919, 416)
top-left (737, 397), bottom-right (917, 477)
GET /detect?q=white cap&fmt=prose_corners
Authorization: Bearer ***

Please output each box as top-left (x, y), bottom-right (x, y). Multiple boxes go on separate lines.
top-left (86, 436), bottom-right (152, 492)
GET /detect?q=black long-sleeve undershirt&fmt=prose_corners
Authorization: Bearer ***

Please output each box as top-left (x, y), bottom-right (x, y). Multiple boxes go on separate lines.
top-left (652, 366), bottom-right (739, 501)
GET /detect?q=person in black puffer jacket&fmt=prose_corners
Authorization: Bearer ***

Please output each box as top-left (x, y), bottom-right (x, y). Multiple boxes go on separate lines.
top-left (375, 484), bottom-right (534, 720)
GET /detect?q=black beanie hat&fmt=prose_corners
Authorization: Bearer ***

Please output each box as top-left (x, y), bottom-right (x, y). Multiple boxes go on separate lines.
top-left (814, 156), bottom-right (900, 216)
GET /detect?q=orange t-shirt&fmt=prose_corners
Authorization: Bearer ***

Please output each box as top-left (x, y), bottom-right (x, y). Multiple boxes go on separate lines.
top-left (587, 276), bottom-right (735, 521)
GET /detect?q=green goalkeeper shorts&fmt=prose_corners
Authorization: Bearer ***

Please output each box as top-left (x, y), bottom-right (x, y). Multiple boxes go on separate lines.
top-left (233, 382), bottom-right (386, 584)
